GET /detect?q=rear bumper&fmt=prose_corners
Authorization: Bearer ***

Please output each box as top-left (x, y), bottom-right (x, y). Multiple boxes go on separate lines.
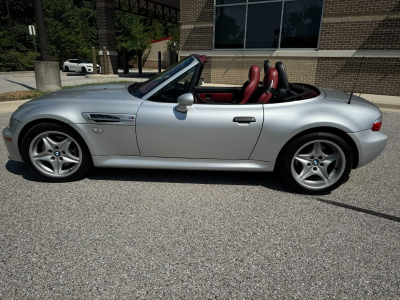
top-left (348, 130), bottom-right (388, 168)
top-left (2, 120), bottom-right (23, 162)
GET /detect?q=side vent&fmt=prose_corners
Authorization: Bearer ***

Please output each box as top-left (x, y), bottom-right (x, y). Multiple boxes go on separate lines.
top-left (81, 113), bottom-right (136, 126)
top-left (89, 114), bottom-right (121, 123)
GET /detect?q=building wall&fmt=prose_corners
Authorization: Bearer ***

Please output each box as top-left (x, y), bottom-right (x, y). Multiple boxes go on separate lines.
top-left (142, 39), bottom-right (170, 69)
top-left (180, 0), bottom-right (213, 51)
top-left (319, 0), bottom-right (400, 50)
top-left (180, 0), bottom-right (400, 96)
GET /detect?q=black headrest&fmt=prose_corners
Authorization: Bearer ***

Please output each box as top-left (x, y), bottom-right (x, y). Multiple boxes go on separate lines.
top-left (275, 62), bottom-right (290, 91)
top-left (264, 60), bottom-right (271, 74)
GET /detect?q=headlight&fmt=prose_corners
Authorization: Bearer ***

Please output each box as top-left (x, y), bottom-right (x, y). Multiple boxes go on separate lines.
top-left (7, 117), bottom-right (15, 130)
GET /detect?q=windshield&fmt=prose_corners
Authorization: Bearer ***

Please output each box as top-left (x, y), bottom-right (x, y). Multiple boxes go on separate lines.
top-left (130, 56), bottom-right (195, 98)
top-left (79, 59), bottom-right (88, 63)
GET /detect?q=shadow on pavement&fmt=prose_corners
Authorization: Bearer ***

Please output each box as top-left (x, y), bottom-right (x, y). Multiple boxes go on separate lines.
top-left (63, 72), bottom-right (86, 76)
top-left (314, 198), bottom-right (400, 223)
top-left (5, 161), bottom-right (42, 182)
top-left (7, 161), bottom-right (399, 222)
top-left (4, 79), bottom-right (35, 90)
top-left (5, 160), bottom-right (291, 192)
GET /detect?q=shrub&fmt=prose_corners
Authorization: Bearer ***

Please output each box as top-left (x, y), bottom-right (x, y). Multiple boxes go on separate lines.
top-left (0, 51), bottom-right (38, 72)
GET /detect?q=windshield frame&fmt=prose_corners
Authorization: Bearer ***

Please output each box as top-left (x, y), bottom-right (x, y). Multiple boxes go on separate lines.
top-left (129, 56), bottom-right (200, 100)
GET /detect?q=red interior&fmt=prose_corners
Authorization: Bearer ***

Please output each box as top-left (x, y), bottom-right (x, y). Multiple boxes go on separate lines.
top-left (240, 65), bottom-right (260, 104)
top-left (198, 93), bottom-right (233, 102)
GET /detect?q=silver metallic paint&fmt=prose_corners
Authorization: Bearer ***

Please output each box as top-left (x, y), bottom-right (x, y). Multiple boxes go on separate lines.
top-left (92, 156), bottom-right (275, 172)
top-left (136, 101), bottom-right (263, 159)
top-left (2, 57), bottom-right (388, 174)
top-left (249, 91), bottom-right (383, 163)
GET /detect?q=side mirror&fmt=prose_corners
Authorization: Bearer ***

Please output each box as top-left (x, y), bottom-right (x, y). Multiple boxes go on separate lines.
top-left (199, 77), bottom-right (205, 86)
top-left (175, 93), bottom-right (194, 113)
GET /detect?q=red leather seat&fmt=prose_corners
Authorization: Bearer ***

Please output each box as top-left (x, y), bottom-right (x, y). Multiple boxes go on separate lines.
top-left (258, 67), bottom-right (279, 104)
top-left (239, 65), bottom-right (260, 104)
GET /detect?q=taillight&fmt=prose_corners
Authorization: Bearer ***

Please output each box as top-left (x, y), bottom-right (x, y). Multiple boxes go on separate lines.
top-left (372, 117), bottom-right (382, 131)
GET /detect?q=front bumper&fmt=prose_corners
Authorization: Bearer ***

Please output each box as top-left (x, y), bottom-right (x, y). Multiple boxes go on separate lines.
top-left (86, 67), bottom-right (101, 73)
top-left (348, 130), bottom-right (388, 168)
top-left (2, 119), bottom-right (23, 162)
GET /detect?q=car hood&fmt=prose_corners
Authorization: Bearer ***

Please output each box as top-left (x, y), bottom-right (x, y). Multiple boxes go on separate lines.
top-left (13, 83), bottom-right (144, 124)
top-left (81, 63), bottom-right (99, 67)
top-left (28, 83), bottom-right (136, 102)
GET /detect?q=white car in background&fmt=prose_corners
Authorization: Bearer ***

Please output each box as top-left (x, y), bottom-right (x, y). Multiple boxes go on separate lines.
top-left (63, 59), bottom-right (101, 73)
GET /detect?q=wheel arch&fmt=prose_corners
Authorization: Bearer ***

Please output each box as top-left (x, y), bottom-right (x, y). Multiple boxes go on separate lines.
top-left (18, 118), bottom-right (93, 160)
top-left (275, 126), bottom-right (359, 170)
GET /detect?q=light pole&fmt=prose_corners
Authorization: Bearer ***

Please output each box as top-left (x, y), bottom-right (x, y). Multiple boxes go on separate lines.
top-left (33, 0), bottom-right (61, 92)
top-left (34, 0), bottom-right (54, 61)
top-left (5, 0), bottom-right (16, 50)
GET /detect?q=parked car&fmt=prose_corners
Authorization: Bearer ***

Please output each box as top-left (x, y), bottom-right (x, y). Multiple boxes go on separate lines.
top-left (3, 55), bottom-right (388, 194)
top-left (63, 59), bottom-right (100, 73)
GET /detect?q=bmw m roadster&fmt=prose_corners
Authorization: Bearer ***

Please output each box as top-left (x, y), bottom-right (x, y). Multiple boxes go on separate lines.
top-left (2, 55), bottom-right (388, 194)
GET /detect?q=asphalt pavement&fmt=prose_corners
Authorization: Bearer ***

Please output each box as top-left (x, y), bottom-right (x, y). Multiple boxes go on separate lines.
top-left (0, 111), bottom-right (399, 299)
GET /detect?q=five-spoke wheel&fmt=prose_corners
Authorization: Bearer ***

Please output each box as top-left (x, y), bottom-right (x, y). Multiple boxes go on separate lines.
top-left (29, 132), bottom-right (82, 177)
top-left (291, 140), bottom-right (345, 190)
top-left (21, 123), bottom-right (91, 182)
top-left (279, 132), bottom-right (352, 194)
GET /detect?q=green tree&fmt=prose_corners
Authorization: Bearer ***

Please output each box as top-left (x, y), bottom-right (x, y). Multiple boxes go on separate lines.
top-left (115, 11), bottom-right (151, 53)
top-left (43, 0), bottom-right (98, 64)
top-left (166, 25), bottom-right (180, 53)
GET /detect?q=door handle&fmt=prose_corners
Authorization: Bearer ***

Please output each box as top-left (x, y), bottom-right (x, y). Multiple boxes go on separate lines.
top-left (233, 117), bottom-right (256, 123)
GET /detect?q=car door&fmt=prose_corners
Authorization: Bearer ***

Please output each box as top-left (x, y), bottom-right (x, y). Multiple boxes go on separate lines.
top-left (136, 67), bottom-right (263, 160)
top-left (70, 59), bottom-right (78, 71)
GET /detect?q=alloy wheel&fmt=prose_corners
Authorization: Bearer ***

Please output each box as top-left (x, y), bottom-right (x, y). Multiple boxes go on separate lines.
top-left (29, 131), bottom-right (82, 178)
top-left (291, 140), bottom-right (346, 190)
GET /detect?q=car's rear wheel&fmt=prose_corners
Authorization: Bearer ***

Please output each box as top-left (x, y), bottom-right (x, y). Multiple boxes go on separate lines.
top-left (81, 67), bottom-right (86, 73)
top-left (64, 66), bottom-right (69, 72)
top-left (279, 132), bottom-right (353, 195)
top-left (21, 123), bottom-right (91, 182)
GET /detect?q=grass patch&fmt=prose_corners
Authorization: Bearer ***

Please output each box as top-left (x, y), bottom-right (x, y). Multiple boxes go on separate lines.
top-left (0, 90), bottom-right (46, 102)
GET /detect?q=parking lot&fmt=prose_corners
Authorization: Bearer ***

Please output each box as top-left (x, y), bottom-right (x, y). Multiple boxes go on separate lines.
top-left (0, 110), bottom-right (399, 298)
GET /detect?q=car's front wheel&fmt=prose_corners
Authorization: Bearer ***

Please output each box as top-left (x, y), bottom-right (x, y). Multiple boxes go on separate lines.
top-left (64, 66), bottom-right (69, 72)
top-left (81, 67), bottom-right (86, 73)
top-left (279, 132), bottom-right (353, 195)
top-left (21, 123), bottom-right (91, 182)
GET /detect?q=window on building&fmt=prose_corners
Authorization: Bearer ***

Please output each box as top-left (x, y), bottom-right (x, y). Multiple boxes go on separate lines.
top-left (214, 0), bottom-right (324, 50)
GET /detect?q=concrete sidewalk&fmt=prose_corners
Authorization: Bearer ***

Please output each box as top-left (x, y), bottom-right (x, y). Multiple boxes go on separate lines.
top-left (361, 94), bottom-right (400, 112)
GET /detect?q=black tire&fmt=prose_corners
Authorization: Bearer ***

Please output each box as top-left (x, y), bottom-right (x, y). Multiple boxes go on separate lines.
top-left (278, 132), bottom-right (353, 195)
top-left (21, 123), bottom-right (91, 182)
top-left (81, 67), bottom-right (86, 73)
top-left (64, 66), bottom-right (69, 72)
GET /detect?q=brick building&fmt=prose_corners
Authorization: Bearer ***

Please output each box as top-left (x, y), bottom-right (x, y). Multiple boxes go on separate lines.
top-left (180, 0), bottom-right (400, 96)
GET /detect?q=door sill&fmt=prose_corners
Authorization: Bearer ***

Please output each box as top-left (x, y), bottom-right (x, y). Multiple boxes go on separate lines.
top-left (92, 156), bottom-right (274, 172)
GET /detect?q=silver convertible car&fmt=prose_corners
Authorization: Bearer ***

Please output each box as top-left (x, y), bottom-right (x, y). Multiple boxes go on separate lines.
top-left (2, 55), bottom-right (388, 194)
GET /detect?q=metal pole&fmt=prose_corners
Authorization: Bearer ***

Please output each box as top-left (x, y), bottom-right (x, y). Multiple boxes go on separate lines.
top-left (169, 52), bottom-right (173, 67)
top-left (175, 53), bottom-right (178, 63)
top-left (158, 51), bottom-right (161, 73)
top-left (5, 0), bottom-right (16, 50)
top-left (32, 35), bottom-right (37, 53)
top-left (102, 46), bottom-right (108, 75)
top-left (138, 50), bottom-right (142, 75)
top-left (34, 0), bottom-right (53, 60)
top-left (123, 49), bottom-right (129, 74)
top-left (92, 47), bottom-right (97, 75)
